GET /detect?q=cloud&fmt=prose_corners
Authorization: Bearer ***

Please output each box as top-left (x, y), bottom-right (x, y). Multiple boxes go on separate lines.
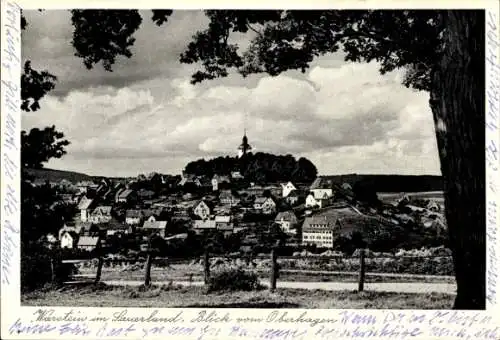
top-left (22, 11), bottom-right (440, 177)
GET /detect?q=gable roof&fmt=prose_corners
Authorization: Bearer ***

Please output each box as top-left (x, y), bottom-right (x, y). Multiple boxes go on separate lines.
top-left (118, 189), bottom-right (134, 199)
top-left (193, 200), bottom-right (213, 210)
top-left (255, 197), bottom-right (274, 205)
top-left (61, 230), bottom-right (79, 240)
top-left (215, 215), bottom-right (231, 223)
top-left (77, 236), bottom-right (100, 247)
top-left (142, 220), bottom-right (167, 229)
top-left (77, 197), bottom-right (93, 210)
top-left (302, 215), bottom-right (337, 231)
top-left (193, 220), bottom-right (216, 229)
top-left (91, 206), bottom-right (112, 216)
top-left (275, 211), bottom-right (298, 223)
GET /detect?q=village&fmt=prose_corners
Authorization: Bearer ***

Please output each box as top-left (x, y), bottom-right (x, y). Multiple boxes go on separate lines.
top-left (30, 167), bottom-right (447, 259)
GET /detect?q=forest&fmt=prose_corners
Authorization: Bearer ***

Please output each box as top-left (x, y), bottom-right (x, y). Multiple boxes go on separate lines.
top-left (184, 152), bottom-right (318, 184)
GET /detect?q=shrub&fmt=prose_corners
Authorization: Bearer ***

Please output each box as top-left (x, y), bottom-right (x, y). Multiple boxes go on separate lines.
top-left (207, 268), bottom-right (262, 293)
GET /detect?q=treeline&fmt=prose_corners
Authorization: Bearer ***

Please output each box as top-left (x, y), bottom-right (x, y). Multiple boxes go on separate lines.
top-left (185, 152), bottom-right (318, 183)
top-left (326, 174), bottom-right (443, 193)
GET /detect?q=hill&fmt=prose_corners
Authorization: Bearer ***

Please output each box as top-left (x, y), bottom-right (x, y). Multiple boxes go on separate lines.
top-left (321, 174), bottom-right (443, 193)
top-left (24, 168), bottom-right (93, 183)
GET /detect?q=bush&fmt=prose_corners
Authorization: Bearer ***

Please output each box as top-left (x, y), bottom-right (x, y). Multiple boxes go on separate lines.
top-left (207, 268), bottom-right (262, 293)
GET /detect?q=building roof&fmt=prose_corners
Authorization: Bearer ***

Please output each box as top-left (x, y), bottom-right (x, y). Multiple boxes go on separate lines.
top-left (193, 220), bottom-right (216, 229)
top-left (142, 220), bottom-right (167, 230)
top-left (215, 215), bottom-right (231, 223)
top-left (118, 189), bottom-right (134, 199)
top-left (302, 215), bottom-right (337, 231)
top-left (77, 236), bottom-right (100, 247)
top-left (255, 197), bottom-right (274, 205)
top-left (61, 230), bottom-right (79, 240)
top-left (193, 200), bottom-right (213, 210)
top-left (92, 206), bottom-right (112, 216)
top-left (275, 211), bottom-right (298, 223)
top-left (77, 197), bottom-right (93, 210)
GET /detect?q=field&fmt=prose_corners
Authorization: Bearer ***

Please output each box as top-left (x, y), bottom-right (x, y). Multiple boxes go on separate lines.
top-left (377, 191), bottom-right (445, 203)
top-left (22, 283), bottom-right (454, 309)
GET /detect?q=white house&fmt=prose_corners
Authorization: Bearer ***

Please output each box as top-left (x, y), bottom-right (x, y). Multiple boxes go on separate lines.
top-left (275, 211), bottom-right (298, 234)
top-left (211, 175), bottom-right (231, 191)
top-left (77, 196), bottom-right (94, 222)
top-left (231, 171), bottom-right (244, 180)
top-left (311, 188), bottom-right (334, 200)
top-left (301, 215), bottom-right (337, 248)
top-left (60, 231), bottom-right (78, 249)
top-left (193, 200), bottom-right (212, 220)
top-left (281, 182), bottom-right (297, 198)
top-left (305, 191), bottom-right (333, 209)
top-left (253, 197), bottom-right (277, 215)
top-left (89, 206), bottom-right (113, 224)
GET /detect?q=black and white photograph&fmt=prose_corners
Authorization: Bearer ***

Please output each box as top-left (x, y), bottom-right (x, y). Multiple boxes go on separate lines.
top-left (17, 8), bottom-right (488, 311)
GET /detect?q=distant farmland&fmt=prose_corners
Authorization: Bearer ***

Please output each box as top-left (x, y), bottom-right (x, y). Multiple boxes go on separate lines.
top-left (377, 191), bottom-right (445, 203)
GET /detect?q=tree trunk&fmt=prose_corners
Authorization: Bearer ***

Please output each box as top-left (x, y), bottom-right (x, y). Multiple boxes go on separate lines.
top-left (430, 10), bottom-right (485, 309)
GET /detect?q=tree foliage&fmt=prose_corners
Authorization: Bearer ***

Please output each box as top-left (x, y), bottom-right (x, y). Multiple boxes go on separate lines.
top-left (185, 152), bottom-right (317, 183)
top-left (21, 126), bottom-right (70, 169)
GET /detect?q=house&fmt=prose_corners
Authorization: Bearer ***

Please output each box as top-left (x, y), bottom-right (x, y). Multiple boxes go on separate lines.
top-left (219, 190), bottom-right (240, 207)
top-left (116, 189), bottom-right (136, 203)
top-left (192, 220), bottom-right (217, 234)
top-left (309, 177), bottom-right (334, 200)
top-left (305, 191), bottom-right (333, 209)
top-left (281, 182), bottom-right (297, 198)
top-left (193, 200), bottom-right (212, 220)
top-left (212, 175), bottom-right (231, 191)
top-left (142, 220), bottom-right (168, 237)
top-left (125, 209), bottom-right (144, 225)
top-left (106, 224), bottom-right (133, 237)
top-left (76, 181), bottom-right (98, 194)
top-left (77, 196), bottom-right (94, 222)
top-left (275, 211), bottom-right (299, 234)
top-left (89, 206), bottom-right (113, 224)
top-left (231, 171), bottom-right (244, 180)
top-left (253, 197), bottom-right (277, 215)
top-left (301, 215), bottom-right (337, 248)
top-left (77, 236), bottom-right (101, 251)
top-left (60, 230), bottom-right (79, 249)
top-left (215, 215), bottom-right (232, 228)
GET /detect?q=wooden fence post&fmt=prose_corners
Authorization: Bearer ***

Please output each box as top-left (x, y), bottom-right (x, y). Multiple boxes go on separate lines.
top-left (358, 248), bottom-right (366, 292)
top-left (50, 257), bottom-right (56, 283)
top-left (94, 256), bottom-right (104, 284)
top-left (144, 253), bottom-right (153, 287)
top-left (204, 251), bottom-right (210, 284)
top-left (270, 249), bottom-right (278, 291)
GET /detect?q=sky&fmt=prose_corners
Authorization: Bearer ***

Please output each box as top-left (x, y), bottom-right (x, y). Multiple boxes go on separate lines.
top-left (21, 10), bottom-right (441, 177)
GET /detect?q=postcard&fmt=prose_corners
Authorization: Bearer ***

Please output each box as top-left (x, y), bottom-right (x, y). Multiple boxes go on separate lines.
top-left (1, 0), bottom-right (499, 339)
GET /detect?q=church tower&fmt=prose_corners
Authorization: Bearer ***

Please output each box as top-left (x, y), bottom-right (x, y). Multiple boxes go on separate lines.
top-left (238, 129), bottom-right (252, 158)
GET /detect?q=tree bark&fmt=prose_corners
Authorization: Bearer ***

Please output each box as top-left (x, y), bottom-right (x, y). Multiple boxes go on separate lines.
top-left (430, 10), bottom-right (486, 309)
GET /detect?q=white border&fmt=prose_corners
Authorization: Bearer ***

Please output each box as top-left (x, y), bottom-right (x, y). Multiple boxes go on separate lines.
top-left (2, 1), bottom-right (499, 339)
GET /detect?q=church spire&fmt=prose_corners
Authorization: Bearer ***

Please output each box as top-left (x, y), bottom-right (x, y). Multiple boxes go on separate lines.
top-left (238, 129), bottom-right (252, 158)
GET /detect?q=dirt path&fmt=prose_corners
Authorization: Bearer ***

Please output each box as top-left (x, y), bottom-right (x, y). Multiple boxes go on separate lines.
top-left (100, 279), bottom-right (456, 294)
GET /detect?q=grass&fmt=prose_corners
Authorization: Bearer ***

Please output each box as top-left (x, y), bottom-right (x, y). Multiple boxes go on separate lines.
top-left (22, 283), bottom-right (454, 309)
top-left (76, 268), bottom-right (455, 284)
